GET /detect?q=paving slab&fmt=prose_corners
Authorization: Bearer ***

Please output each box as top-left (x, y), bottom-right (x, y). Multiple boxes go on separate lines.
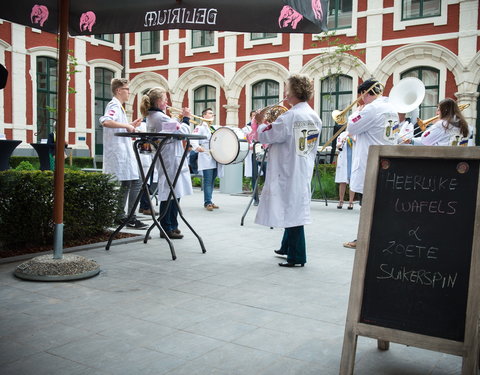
top-left (0, 189), bottom-right (463, 374)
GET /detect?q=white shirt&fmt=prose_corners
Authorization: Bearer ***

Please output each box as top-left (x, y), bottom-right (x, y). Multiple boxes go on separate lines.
top-left (413, 120), bottom-right (474, 147)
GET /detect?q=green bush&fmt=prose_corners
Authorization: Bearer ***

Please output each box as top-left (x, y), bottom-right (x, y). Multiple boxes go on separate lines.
top-left (14, 161), bottom-right (35, 171)
top-left (0, 170), bottom-right (122, 250)
top-left (9, 156), bottom-right (94, 170)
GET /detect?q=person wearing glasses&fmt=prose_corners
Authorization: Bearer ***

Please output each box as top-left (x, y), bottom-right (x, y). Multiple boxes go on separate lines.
top-left (190, 108), bottom-right (223, 211)
top-left (100, 78), bottom-right (147, 229)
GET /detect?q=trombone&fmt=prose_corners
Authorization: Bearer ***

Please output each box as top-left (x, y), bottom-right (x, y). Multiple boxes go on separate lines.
top-left (331, 81), bottom-right (385, 125)
top-left (319, 81), bottom-right (384, 152)
top-left (167, 106), bottom-right (214, 124)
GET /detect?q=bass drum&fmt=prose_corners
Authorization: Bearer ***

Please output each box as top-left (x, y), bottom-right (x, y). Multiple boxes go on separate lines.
top-left (209, 126), bottom-right (249, 165)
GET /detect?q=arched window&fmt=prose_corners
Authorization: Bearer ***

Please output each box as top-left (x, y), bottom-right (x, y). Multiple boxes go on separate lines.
top-left (94, 68), bottom-right (115, 155)
top-left (36, 56), bottom-right (57, 141)
top-left (319, 75), bottom-right (353, 143)
top-left (252, 80), bottom-right (280, 111)
top-left (194, 85), bottom-right (216, 118)
top-left (401, 67), bottom-right (439, 120)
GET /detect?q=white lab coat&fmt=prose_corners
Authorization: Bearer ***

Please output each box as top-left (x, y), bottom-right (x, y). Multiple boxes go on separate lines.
top-left (347, 96), bottom-right (398, 194)
top-left (334, 131), bottom-right (353, 184)
top-left (190, 123), bottom-right (224, 177)
top-left (137, 122), bottom-right (158, 182)
top-left (99, 97), bottom-right (138, 181)
top-left (146, 110), bottom-right (193, 201)
top-left (412, 120), bottom-right (474, 146)
top-left (254, 101), bottom-right (321, 228)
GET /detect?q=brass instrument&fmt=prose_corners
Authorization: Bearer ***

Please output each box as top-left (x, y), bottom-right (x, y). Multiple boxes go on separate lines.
top-left (167, 106), bottom-right (214, 124)
top-left (265, 105), bottom-right (288, 123)
top-left (331, 81), bottom-right (385, 125)
top-left (416, 103), bottom-right (470, 131)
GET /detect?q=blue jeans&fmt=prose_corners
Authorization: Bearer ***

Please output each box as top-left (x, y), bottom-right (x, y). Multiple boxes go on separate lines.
top-left (189, 150), bottom-right (199, 174)
top-left (160, 198), bottom-right (180, 232)
top-left (202, 168), bottom-right (217, 206)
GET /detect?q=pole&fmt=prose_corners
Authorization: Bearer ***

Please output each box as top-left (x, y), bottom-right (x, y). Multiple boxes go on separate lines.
top-left (53, 0), bottom-right (69, 259)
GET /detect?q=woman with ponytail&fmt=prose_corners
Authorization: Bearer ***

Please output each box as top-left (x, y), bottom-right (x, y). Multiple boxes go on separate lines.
top-left (140, 87), bottom-right (193, 239)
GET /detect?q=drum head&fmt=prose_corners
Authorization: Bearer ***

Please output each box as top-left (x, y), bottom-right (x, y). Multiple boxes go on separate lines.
top-left (210, 127), bottom-right (240, 165)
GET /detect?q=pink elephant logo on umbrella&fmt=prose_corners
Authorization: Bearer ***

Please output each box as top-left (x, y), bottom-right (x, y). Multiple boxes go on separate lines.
top-left (278, 0), bottom-right (324, 30)
top-left (80, 11), bottom-right (96, 32)
top-left (30, 4), bottom-right (49, 27)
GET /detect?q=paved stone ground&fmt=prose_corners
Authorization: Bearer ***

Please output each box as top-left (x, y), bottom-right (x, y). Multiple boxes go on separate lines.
top-left (0, 190), bottom-right (462, 374)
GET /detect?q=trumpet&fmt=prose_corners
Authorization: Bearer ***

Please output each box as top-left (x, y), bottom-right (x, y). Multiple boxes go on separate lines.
top-left (331, 81), bottom-right (384, 125)
top-left (416, 103), bottom-right (470, 131)
top-left (167, 106), bottom-right (214, 124)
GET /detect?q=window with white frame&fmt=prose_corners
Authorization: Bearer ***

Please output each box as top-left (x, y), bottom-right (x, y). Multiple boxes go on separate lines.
top-left (402, 0), bottom-right (441, 20)
top-left (194, 85), bottom-right (216, 119)
top-left (192, 30), bottom-right (214, 48)
top-left (140, 31), bottom-right (160, 55)
top-left (94, 34), bottom-right (115, 43)
top-left (251, 33), bottom-right (277, 40)
top-left (252, 80), bottom-right (280, 111)
top-left (36, 56), bottom-right (57, 141)
top-left (401, 67), bottom-right (439, 120)
top-left (319, 75), bottom-right (353, 144)
top-left (328, 0), bottom-right (353, 30)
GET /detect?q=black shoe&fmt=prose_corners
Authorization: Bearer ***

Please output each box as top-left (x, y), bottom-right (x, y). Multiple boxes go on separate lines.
top-left (126, 219), bottom-right (148, 229)
top-left (274, 250), bottom-right (287, 257)
top-left (172, 229), bottom-right (181, 234)
top-left (160, 231), bottom-right (184, 239)
top-left (253, 201), bottom-right (259, 206)
top-left (278, 262), bottom-right (305, 267)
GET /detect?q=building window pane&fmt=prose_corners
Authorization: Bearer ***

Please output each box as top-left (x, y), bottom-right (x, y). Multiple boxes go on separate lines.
top-left (319, 75), bottom-right (353, 144)
top-left (328, 0), bottom-right (353, 30)
top-left (402, 0), bottom-right (441, 20)
top-left (36, 56), bottom-right (57, 141)
top-left (140, 31), bottom-right (160, 55)
top-left (95, 34), bottom-right (115, 42)
top-left (192, 30), bottom-right (214, 48)
top-left (251, 33), bottom-right (277, 40)
top-left (194, 85), bottom-right (216, 121)
top-left (401, 67), bottom-right (439, 120)
top-left (251, 80), bottom-right (280, 111)
top-left (94, 68), bottom-right (115, 154)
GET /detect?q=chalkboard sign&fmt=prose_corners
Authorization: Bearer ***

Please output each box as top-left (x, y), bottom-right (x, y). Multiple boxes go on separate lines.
top-left (360, 157), bottom-right (478, 341)
top-left (340, 146), bottom-right (480, 375)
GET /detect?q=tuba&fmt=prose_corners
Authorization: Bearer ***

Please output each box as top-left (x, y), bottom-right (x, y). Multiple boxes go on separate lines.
top-left (389, 77), bottom-right (425, 115)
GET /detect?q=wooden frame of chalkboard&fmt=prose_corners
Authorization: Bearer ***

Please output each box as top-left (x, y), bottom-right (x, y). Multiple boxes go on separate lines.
top-left (340, 145), bottom-right (480, 375)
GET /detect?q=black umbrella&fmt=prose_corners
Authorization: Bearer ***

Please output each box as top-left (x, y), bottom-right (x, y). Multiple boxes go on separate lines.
top-left (2, 0), bottom-right (328, 258)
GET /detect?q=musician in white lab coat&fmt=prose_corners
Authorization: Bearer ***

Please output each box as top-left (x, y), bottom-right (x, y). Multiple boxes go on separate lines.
top-left (334, 131), bottom-right (355, 209)
top-left (347, 79), bottom-right (399, 196)
top-left (254, 74), bottom-right (321, 268)
top-left (140, 87), bottom-right (193, 239)
top-left (404, 98), bottom-right (474, 146)
top-left (190, 108), bottom-right (224, 211)
top-left (343, 78), bottom-right (398, 249)
top-left (99, 78), bottom-right (147, 229)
